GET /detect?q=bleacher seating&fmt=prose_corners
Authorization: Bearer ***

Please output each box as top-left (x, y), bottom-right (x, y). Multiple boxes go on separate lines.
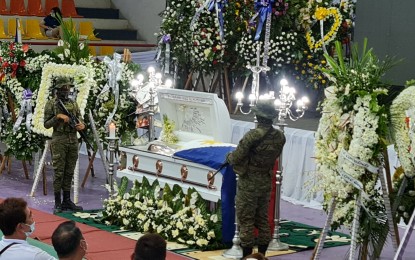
top-left (79, 21), bottom-right (101, 41)
top-left (10, 0), bottom-right (27, 15)
top-left (0, 0), bottom-right (10, 15)
top-left (0, 0), bottom-right (151, 53)
top-left (100, 46), bottom-right (115, 56)
top-left (61, 0), bottom-right (82, 18)
top-left (88, 46), bottom-right (96, 56)
top-left (0, 20), bottom-right (9, 39)
top-left (26, 19), bottom-right (48, 39)
top-left (44, 0), bottom-right (59, 15)
top-left (27, 0), bottom-right (44, 16)
top-left (10, 18), bottom-right (30, 39)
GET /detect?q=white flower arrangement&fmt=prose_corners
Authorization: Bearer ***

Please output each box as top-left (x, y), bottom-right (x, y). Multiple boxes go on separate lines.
top-left (6, 77), bottom-right (24, 102)
top-left (236, 31), bottom-right (297, 71)
top-left (103, 177), bottom-right (222, 250)
top-left (390, 85), bottom-right (415, 178)
top-left (32, 63), bottom-right (95, 137)
top-left (314, 40), bottom-right (394, 244)
top-left (157, 0), bottom-right (194, 67)
top-left (25, 54), bottom-right (56, 73)
top-left (190, 7), bottom-right (226, 71)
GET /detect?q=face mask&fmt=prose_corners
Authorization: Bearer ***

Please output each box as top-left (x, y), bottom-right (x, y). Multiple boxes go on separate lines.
top-left (23, 222), bottom-right (36, 237)
top-left (51, 12), bottom-right (55, 17)
top-left (68, 89), bottom-right (76, 101)
top-left (57, 90), bottom-right (70, 101)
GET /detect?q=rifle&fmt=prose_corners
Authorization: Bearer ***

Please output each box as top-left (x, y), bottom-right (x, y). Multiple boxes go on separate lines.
top-left (56, 99), bottom-right (94, 151)
top-left (208, 162), bottom-right (229, 181)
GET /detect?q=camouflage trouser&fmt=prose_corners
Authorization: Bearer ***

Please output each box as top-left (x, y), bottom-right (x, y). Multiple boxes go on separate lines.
top-left (236, 189), bottom-right (271, 247)
top-left (51, 139), bottom-right (79, 193)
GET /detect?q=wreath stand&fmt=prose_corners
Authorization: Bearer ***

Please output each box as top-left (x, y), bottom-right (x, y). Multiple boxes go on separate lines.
top-left (394, 208), bottom-right (415, 259)
top-left (29, 139), bottom-right (95, 204)
top-left (81, 110), bottom-right (110, 187)
top-left (184, 66), bottom-right (232, 111)
top-left (30, 140), bottom-right (52, 197)
top-left (312, 150), bottom-right (400, 260)
top-left (0, 93), bottom-right (29, 179)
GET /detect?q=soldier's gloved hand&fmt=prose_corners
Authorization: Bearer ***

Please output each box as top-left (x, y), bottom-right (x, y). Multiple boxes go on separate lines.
top-left (56, 113), bottom-right (70, 123)
top-left (75, 123), bottom-right (85, 131)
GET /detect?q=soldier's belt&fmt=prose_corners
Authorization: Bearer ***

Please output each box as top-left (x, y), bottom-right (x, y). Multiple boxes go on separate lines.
top-left (52, 132), bottom-right (77, 137)
top-left (247, 164), bottom-right (269, 172)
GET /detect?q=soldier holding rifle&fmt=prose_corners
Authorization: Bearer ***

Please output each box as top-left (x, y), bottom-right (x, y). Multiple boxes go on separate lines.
top-left (226, 100), bottom-right (286, 258)
top-left (44, 77), bottom-right (84, 213)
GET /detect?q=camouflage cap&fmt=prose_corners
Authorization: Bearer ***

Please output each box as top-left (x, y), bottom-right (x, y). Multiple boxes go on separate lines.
top-left (54, 77), bottom-right (74, 89)
top-left (252, 99), bottom-right (277, 120)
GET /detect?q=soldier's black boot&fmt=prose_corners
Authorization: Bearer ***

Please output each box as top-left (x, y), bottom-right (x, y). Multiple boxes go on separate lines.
top-left (242, 247), bottom-right (253, 258)
top-left (258, 244), bottom-right (268, 256)
top-left (53, 192), bottom-right (62, 214)
top-left (62, 191), bottom-right (83, 211)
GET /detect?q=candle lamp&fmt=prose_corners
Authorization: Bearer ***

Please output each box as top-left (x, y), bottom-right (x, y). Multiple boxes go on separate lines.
top-left (129, 66), bottom-right (173, 143)
top-left (106, 122), bottom-right (118, 194)
top-left (109, 122), bottom-right (116, 138)
top-left (268, 78), bottom-right (309, 251)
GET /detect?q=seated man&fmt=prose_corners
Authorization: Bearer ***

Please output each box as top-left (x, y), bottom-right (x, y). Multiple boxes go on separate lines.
top-left (0, 197), bottom-right (56, 260)
top-left (39, 7), bottom-right (62, 39)
top-left (51, 221), bottom-right (87, 260)
top-left (131, 233), bottom-right (166, 260)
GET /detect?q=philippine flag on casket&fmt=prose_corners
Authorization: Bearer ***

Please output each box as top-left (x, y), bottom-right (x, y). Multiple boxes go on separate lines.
top-left (173, 140), bottom-right (237, 244)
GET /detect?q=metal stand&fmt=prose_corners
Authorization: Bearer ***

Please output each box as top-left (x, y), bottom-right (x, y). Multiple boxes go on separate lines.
top-left (394, 208), bottom-right (415, 260)
top-left (349, 192), bottom-right (362, 260)
top-left (223, 175), bottom-right (242, 259)
top-left (148, 87), bottom-right (156, 142)
top-left (106, 137), bottom-right (118, 194)
top-left (88, 110), bottom-right (110, 179)
top-left (268, 121), bottom-right (289, 251)
top-left (312, 195), bottom-right (337, 260)
top-left (30, 140), bottom-right (50, 196)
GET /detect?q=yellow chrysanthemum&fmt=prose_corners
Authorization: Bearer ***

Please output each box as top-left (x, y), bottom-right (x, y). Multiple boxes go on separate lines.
top-left (315, 7), bottom-right (329, 21)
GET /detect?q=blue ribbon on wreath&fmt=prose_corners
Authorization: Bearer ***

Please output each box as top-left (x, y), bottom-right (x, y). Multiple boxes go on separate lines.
top-left (13, 89), bottom-right (33, 133)
top-left (208, 0), bottom-right (227, 42)
top-left (190, 0), bottom-right (228, 42)
top-left (156, 34), bottom-right (172, 74)
top-left (250, 0), bottom-right (274, 41)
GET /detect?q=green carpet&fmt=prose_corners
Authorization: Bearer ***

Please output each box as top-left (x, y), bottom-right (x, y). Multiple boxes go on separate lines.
top-left (57, 210), bottom-right (350, 255)
top-left (0, 230), bottom-right (58, 258)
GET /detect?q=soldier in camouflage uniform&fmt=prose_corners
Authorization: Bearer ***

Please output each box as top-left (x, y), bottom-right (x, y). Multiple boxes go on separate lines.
top-left (44, 77), bottom-right (84, 213)
top-left (226, 100), bottom-right (286, 257)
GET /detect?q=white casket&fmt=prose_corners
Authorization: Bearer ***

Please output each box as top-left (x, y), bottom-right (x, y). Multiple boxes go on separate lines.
top-left (117, 88), bottom-right (232, 201)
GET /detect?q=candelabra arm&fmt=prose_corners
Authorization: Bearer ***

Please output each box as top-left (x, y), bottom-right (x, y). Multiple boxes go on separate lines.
top-left (236, 104), bottom-right (254, 115)
top-left (287, 109), bottom-right (306, 121)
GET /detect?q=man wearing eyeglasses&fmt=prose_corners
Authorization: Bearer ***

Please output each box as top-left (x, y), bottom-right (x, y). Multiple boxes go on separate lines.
top-left (0, 197), bottom-right (56, 259)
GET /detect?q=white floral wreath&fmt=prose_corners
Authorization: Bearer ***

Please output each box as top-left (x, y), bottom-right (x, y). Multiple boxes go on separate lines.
top-left (32, 63), bottom-right (95, 137)
top-left (390, 85), bottom-right (415, 178)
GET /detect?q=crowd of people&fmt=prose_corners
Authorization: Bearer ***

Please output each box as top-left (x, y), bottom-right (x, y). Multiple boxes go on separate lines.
top-left (0, 198), bottom-right (168, 260)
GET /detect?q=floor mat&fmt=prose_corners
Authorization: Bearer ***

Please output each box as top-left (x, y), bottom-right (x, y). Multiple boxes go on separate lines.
top-left (56, 210), bottom-right (351, 259)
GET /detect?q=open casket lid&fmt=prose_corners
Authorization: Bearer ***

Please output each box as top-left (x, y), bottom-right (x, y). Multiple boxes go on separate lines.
top-left (158, 88), bottom-right (231, 143)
